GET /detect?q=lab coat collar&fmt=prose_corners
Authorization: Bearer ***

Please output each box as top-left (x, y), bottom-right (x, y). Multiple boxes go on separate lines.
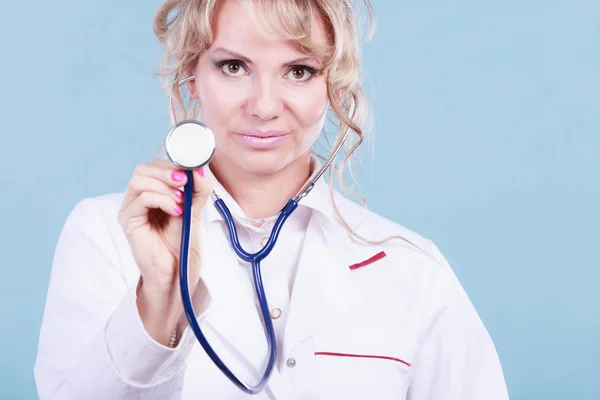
top-left (202, 154), bottom-right (336, 233)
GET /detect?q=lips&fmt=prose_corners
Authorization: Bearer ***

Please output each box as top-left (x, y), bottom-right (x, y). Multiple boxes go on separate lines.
top-left (238, 129), bottom-right (289, 138)
top-left (235, 129), bottom-right (290, 149)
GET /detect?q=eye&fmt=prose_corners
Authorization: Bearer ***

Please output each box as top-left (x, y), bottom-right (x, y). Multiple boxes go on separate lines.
top-left (220, 61), bottom-right (247, 77)
top-left (285, 66), bottom-right (316, 82)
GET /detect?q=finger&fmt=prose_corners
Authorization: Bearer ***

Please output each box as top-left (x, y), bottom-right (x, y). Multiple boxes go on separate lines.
top-left (127, 192), bottom-right (182, 221)
top-left (129, 175), bottom-right (184, 203)
top-left (134, 162), bottom-right (189, 188)
top-left (122, 176), bottom-right (183, 213)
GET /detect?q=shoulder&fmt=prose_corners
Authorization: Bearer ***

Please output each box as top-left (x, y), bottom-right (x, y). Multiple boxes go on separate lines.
top-left (331, 194), bottom-right (478, 333)
top-left (65, 193), bottom-right (123, 231)
top-left (331, 192), bottom-right (461, 305)
top-left (332, 191), bottom-right (448, 269)
top-left (66, 192), bottom-right (125, 223)
top-left (57, 192), bottom-right (136, 278)
top-left (59, 191), bottom-right (126, 243)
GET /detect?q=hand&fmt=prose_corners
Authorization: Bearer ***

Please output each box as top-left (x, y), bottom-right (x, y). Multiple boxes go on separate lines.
top-left (118, 160), bottom-right (212, 344)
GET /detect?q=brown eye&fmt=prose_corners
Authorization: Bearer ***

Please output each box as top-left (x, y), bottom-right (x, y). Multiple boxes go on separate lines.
top-left (286, 66), bottom-right (314, 82)
top-left (292, 67), bottom-right (305, 79)
top-left (221, 61), bottom-right (246, 76)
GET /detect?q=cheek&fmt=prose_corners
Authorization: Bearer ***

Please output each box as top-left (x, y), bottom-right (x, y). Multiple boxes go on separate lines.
top-left (287, 85), bottom-right (328, 137)
top-left (196, 81), bottom-right (235, 127)
top-left (192, 60), bottom-right (243, 132)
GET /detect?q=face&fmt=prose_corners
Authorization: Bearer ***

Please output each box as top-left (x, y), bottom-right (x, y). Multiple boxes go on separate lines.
top-left (188, 0), bottom-right (329, 176)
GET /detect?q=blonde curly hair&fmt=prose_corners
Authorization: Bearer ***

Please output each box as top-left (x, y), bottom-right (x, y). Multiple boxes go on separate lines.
top-left (153, 0), bottom-right (415, 247)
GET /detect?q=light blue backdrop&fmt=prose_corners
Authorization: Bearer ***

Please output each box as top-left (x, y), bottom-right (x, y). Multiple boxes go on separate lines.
top-left (1, 0), bottom-right (598, 398)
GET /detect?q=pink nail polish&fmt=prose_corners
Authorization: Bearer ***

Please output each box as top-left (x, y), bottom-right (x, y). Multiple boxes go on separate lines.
top-left (197, 167), bottom-right (205, 177)
top-left (171, 171), bottom-right (185, 182)
top-left (174, 205), bottom-right (183, 215)
top-left (174, 189), bottom-right (183, 200)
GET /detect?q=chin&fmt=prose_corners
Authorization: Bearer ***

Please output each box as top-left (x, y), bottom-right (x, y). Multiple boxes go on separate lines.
top-left (228, 147), bottom-right (298, 175)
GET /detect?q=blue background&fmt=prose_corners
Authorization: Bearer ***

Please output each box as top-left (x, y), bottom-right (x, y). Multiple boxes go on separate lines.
top-left (1, 0), bottom-right (598, 398)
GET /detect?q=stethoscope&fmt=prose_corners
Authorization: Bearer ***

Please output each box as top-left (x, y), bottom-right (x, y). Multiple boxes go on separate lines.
top-left (164, 75), bottom-right (350, 395)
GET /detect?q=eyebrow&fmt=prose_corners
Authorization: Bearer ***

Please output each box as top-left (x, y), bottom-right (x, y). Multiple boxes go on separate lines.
top-left (211, 47), bottom-right (322, 67)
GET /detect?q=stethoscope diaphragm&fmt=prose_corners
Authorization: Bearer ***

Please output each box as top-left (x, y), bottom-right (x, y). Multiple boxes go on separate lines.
top-left (165, 120), bottom-right (215, 170)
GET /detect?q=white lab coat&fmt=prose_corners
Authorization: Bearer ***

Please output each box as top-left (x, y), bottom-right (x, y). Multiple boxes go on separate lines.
top-left (34, 172), bottom-right (509, 400)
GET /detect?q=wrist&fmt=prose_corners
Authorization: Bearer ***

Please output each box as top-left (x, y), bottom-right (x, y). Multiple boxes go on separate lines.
top-left (136, 277), bottom-right (183, 345)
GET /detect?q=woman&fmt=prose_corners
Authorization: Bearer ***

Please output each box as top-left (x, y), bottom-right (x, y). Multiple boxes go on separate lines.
top-left (34, 0), bottom-right (508, 399)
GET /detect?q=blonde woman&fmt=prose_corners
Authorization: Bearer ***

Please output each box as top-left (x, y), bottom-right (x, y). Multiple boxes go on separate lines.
top-left (34, 0), bottom-right (508, 399)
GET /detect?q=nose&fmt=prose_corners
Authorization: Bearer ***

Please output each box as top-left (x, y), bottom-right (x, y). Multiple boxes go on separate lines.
top-left (246, 78), bottom-right (281, 121)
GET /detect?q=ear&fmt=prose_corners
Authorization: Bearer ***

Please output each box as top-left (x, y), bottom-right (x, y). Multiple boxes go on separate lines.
top-left (186, 76), bottom-right (198, 99)
top-left (333, 88), bottom-right (344, 105)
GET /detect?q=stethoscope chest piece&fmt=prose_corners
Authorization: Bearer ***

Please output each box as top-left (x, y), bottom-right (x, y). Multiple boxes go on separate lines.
top-left (165, 120), bottom-right (215, 170)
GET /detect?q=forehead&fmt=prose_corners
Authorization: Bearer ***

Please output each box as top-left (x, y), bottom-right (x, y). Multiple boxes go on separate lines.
top-left (211, 0), bottom-right (329, 58)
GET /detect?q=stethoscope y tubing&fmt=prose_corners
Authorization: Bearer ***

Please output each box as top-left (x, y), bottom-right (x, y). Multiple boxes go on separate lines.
top-left (171, 75), bottom-right (350, 394)
top-left (179, 170), bottom-right (298, 394)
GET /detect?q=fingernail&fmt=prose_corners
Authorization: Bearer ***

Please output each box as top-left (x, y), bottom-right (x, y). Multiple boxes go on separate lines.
top-left (174, 205), bottom-right (183, 215)
top-left (171, 171), bottom-right (185, 182)
top-left (197, 167), bottom-right (205, 177)
top-left (173, 189), bottom-right (183, 200)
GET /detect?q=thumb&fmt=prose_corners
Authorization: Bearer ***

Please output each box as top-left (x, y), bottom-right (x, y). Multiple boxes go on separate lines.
top-left (186, 167), bottom-right (212, 276)
top-left (190, 167), bottom-right (213, 212)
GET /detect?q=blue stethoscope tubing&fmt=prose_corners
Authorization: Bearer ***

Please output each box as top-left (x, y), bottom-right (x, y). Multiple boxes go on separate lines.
top-left (167, 75), bottom-right (350, 394)
top-left (178, 170), bottom-right (299, 394)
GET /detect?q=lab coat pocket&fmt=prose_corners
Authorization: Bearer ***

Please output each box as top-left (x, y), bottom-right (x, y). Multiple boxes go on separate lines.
top-left (313, 340), bottom-right (412, 399)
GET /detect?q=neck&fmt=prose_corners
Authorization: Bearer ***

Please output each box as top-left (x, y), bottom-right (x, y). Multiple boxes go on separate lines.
top-left (210, 152), bottom-right (313, 220)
